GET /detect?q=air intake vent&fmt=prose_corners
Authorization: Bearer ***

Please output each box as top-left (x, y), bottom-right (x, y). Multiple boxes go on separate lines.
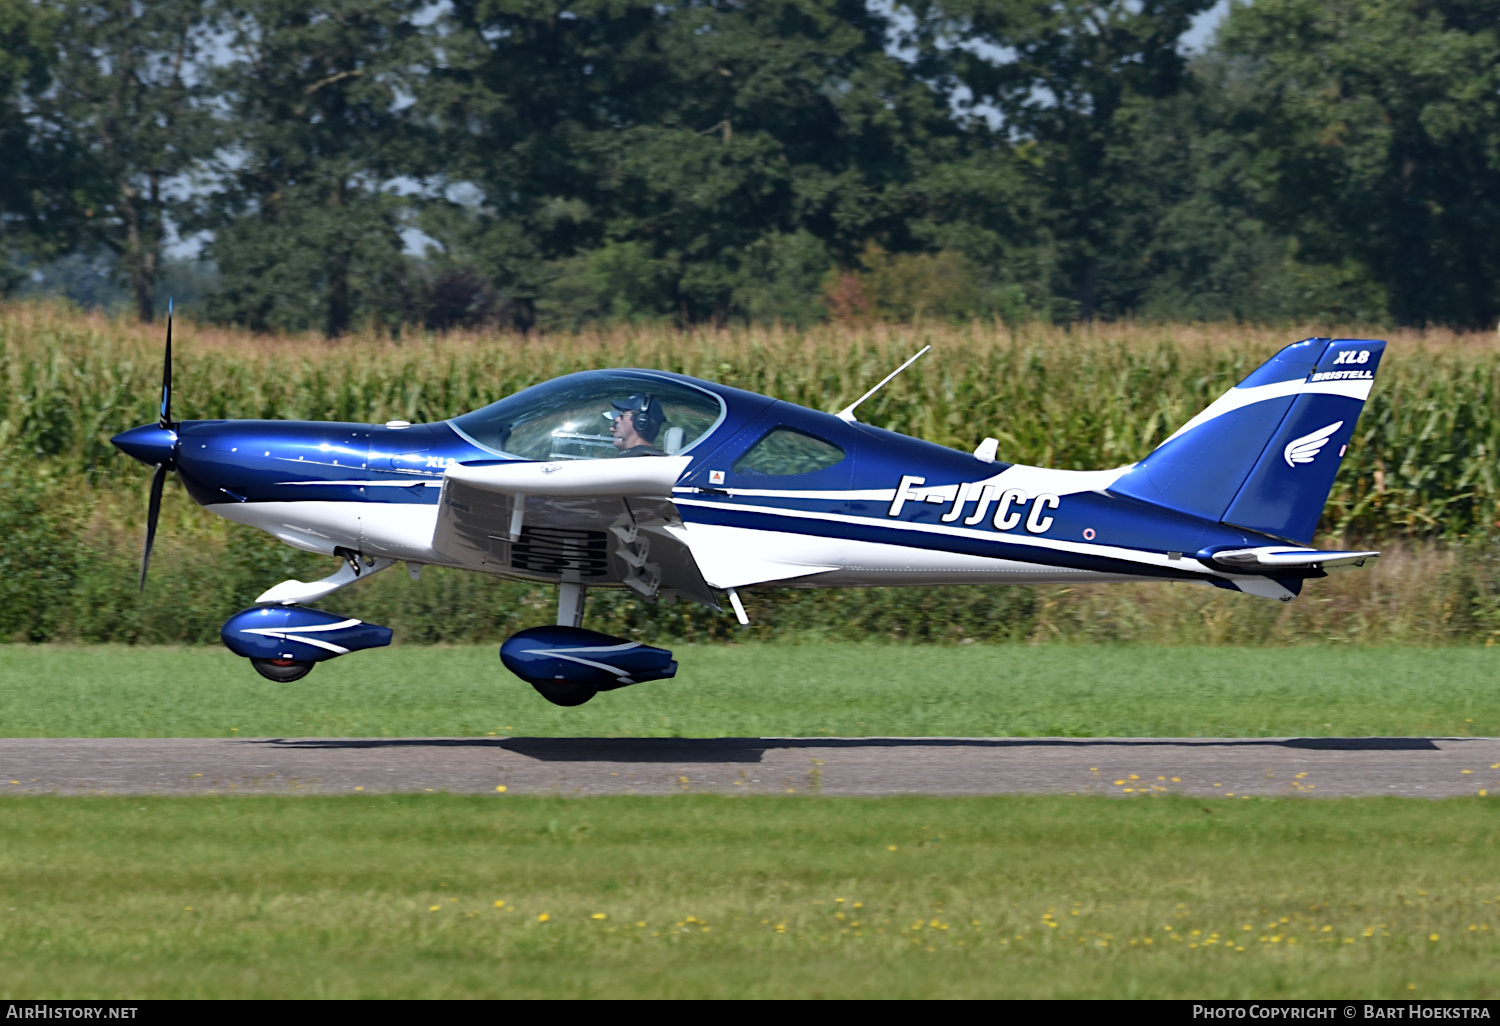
top-left (510, 527), bottom-right (610, 578)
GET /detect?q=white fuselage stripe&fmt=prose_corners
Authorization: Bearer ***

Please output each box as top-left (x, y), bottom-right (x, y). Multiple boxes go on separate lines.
top-left (675, 497), bottom-right (1238, 580)
top-left (1162, 377), bottom-right (1373, 445)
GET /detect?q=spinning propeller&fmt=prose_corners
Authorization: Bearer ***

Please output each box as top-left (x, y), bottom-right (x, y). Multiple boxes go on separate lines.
top-left (110, 300), bottom-right (180, 592)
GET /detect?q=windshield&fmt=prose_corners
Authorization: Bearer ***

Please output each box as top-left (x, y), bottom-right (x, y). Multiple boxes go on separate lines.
top-left (449, 371), bottom-right (726, 460)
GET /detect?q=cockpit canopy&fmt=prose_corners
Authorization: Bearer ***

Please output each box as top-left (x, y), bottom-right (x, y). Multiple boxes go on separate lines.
top-left (449, 370), bottom-right (726, 461)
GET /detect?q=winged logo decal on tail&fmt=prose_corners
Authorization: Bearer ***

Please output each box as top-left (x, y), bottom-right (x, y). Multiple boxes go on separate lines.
top-left (1283, 421), bottom-right (1343, 468)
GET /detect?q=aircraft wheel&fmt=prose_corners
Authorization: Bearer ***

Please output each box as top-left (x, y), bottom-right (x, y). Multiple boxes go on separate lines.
top-left (530, 680), bottom-right (597, 707)
top-left (250, 658), bottom-right (315, 683)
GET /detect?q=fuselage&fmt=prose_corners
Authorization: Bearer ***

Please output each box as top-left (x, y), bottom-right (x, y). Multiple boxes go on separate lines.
top-left (123, 368), bottom-right (1304, 597)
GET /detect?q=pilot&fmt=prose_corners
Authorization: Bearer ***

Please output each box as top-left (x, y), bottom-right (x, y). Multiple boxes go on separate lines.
top-left (603, 394), bottom-right (668, 456)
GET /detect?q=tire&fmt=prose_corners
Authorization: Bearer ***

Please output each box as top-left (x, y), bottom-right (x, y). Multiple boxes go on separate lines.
top-left (530, 679), bottom-right (597, 707)
top-left (250, 658), bottom-right (315, 683)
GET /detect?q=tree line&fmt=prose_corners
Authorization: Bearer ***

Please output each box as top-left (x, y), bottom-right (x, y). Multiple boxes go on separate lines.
top-left (2, 0), bottom-right (1498, 335)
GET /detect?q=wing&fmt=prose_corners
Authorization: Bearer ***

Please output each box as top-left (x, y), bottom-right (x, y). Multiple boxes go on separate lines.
top-left (430, 456), bottom-right (720, 610)
top-left (1282, 420), bottom-right (1343, 466)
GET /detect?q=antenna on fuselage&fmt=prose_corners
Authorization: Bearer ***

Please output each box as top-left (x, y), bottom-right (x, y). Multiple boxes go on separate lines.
top-left (835, 345), bottom-right (931, 423)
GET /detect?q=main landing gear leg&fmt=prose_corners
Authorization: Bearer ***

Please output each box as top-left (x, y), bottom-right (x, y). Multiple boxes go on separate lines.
top-left (557, 582), bottom-right (586, 628)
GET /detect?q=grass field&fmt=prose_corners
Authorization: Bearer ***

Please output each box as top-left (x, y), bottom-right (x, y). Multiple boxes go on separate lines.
top-left (0, 642), bottom-right (1495, 739)
top-left (0, 794), bottom-right (1495, 998)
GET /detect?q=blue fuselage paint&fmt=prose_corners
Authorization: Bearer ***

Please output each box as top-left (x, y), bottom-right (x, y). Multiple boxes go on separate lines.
top-left (141, 368), bottom-right (1296, 585)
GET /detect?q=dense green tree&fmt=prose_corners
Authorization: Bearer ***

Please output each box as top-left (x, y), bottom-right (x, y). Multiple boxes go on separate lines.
top-left (0, 0), bottom-right (68, 291)
top-left (34, 0), bottom-right (209, 322)
top-left (201, 0), bottom-right (429, 336)
top-left (1103, 55), bottom-right (1389, 323)
top-left (424, 0), bottom-right (1030, 326)
top-left (908, 0), bottom-right (1216, 319)
top-left (13, 0), bottom-right (1500, 330)
top-left (1219, 0), bottom-right (1500, 328)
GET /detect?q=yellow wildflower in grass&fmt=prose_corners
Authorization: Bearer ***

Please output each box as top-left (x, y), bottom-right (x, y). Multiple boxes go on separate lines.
top-left (1429, 933), bottom-right (1439, 941)
top-left (493, 900), bottom-right (505, 908)
top-left (538, 913), bottom-right (550, 922)
top-left (429, 905), bottom-right (441, 911)
top-left (591, 913), bottom-right (607, 920)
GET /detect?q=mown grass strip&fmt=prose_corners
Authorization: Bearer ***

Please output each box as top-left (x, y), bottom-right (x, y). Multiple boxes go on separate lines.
top-left (0, 794), bottom-right (1495, 998)
top-left (0, 643), bottom-right (1494, 738)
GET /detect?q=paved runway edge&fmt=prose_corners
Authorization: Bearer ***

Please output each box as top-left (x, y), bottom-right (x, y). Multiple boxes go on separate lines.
top-left (1, 736), bottom-right (1497, 797)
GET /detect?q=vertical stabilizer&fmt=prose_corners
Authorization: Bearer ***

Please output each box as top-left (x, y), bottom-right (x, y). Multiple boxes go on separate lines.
top-left (1109, 338), bottom-right (1386, 543)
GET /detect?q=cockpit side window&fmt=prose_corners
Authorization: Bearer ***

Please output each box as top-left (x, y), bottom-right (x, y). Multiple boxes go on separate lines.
top-left (733, 428), bottom-right (845, 477)
top-left (449, 372), bottom-right (725, 460)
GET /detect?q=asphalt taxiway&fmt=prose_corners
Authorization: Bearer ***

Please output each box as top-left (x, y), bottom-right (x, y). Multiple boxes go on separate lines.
top-left (0, 736), bottom-right (1496, 797)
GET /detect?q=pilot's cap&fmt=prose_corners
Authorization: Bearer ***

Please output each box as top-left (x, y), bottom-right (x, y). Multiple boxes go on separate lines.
top-left (603, 394), bottom-right (664, 440)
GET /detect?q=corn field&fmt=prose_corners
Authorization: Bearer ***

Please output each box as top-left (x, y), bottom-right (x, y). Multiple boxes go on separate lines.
top-left (5, 302), bottom-right (1499, 541)
top-left (7, 303), bottom-right (1500, 645)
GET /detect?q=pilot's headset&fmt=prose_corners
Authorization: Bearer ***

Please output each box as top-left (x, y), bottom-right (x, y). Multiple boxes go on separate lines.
top-left (605, 393), bottom-right (665, 442)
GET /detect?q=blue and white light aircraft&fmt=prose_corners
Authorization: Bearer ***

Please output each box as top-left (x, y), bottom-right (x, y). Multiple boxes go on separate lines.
top-left (112, 316), bottom-right (1386, 706)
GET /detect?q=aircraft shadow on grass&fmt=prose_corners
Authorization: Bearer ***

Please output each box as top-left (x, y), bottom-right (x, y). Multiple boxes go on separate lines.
top-left (249, 735), bottom-right (1450, 763)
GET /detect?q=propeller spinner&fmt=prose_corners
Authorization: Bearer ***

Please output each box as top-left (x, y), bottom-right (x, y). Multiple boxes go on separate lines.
top-left (110, 300), bottom-right (179, 591)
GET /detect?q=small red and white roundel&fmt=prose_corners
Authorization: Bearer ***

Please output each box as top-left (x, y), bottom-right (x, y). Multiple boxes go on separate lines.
top-left (1082, 528), bottom-right (1096, 541)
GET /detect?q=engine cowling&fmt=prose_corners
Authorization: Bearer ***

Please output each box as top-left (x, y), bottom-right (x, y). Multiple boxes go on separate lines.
top-left (220, 605), bottom-right (392, 663)
top-left (500, 626), bottom-right (677, 691)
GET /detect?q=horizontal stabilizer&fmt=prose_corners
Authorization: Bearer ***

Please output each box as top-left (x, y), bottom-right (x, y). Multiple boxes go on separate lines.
top-left (1201, 546), bottom-right (1380, 570)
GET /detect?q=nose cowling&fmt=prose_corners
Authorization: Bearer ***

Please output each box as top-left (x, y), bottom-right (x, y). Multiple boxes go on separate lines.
top-left (112, 423), bottom-right (179, 467)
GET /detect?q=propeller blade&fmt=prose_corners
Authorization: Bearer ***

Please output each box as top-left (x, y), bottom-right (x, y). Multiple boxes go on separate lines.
top-left (158, 297), bottom-right (173, 428)
top-left (140, 462), bottom-right (167, 593)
